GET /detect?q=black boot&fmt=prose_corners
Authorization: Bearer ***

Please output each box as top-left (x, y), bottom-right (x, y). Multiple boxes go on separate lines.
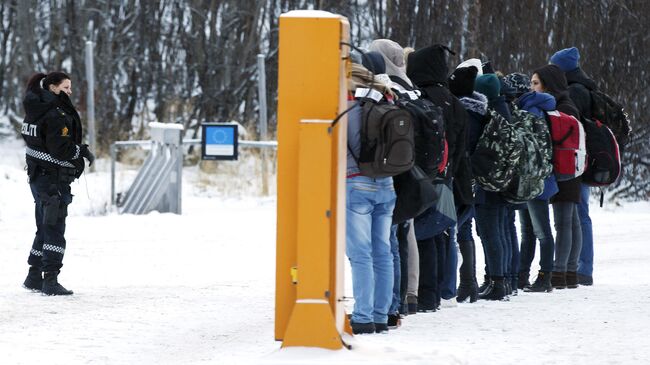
top-left (566, 271), bottom-right (579, 289)
top-left (551, 271), bottom-right (567, 290)
top-left (457, 241), bottom-right (479, 303)
top-left (42, 271), bottom-right (73, 296)
top-left (478, 277), bottom-right (507, 301)
top-left (524, 271), bottom-right (553, 293)
top-left (23, 266), bottom-right (43, 291)
top-left (517, 271), bottom-right (530, 289)
top-left (478, 275), bottom-right (491, 295)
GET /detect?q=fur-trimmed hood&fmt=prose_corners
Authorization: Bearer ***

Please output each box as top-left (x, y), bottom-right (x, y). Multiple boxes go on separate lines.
top-left (459, 91), bottom-right (488, 116)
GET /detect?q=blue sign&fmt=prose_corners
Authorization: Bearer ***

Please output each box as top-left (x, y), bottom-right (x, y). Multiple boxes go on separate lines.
top-left (201, 123), bottom-right (238, 160)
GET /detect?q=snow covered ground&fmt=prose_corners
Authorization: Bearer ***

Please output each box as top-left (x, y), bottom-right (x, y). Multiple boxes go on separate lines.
top-left (1, 137), bottom-right (649, 365)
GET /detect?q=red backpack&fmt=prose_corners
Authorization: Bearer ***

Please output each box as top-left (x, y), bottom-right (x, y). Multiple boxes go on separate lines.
top-left (545, 110), bottom-right (587, 181)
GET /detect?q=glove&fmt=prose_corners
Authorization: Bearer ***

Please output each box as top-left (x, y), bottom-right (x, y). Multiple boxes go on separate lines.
top-left (80, 144), bottom-right (96, 167)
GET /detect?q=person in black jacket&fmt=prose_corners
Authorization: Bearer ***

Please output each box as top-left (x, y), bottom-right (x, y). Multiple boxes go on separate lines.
top-left (21, 72), bottom-right (95, 296)
top-left (550, 47), bottom-right (595, 286)
top-left (406, 45), bottom-right (469, 309)
top-left (531, 64), bottom-right (583, 290)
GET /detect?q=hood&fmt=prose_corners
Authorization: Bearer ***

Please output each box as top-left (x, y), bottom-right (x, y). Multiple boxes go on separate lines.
top-left (533, 64), bottom-right (568, 97)
top-left (459, 91), bottom-right (488, 116)
top-left (23, 89), bottom-right (57, 121)
top-left (361, 51), bottom-right (386, 75)
top-left (565, 67), bottom-right (597, 90)
top-left (369, 39), bottom-right (413, 87)
top-left (517, 91), bottom-right (556, 117)
top-left (406, 44), bottom-right (451, 87)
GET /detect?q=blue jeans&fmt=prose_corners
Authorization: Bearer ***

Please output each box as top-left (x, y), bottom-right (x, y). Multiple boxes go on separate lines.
top-left (476, 204), bottom-right (507, 277)
top-left (519, 199), bottom-right (555, 272)
top-left (503, 207), bottom-right (518, 280)
top-left (552, 202), bottom-right (583, 272)
top-left (389, 224), bottom-right (401, 314)
top-left (577, 184), bottom-right (594, 276)
top-left (346, 176), bottom-right (396, 324)
top-left (440, 225), bottom-right (458, 299)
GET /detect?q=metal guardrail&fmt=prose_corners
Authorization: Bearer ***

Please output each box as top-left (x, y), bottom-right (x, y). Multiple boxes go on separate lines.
top-left (110, 138), bottom-right (277, 206)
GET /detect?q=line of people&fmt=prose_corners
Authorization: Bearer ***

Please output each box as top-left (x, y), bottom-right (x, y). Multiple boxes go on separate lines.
top-left (345, 42), bottom-right (599, 335)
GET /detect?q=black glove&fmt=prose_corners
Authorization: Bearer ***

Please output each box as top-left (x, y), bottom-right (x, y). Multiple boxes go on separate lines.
top-left (80, 144), bottom-right (96, 167)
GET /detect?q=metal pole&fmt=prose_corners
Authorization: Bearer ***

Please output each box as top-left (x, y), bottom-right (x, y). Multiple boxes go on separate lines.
top-left (257, 54), bottom-right (269, 195)
top-left (85, 41), bottom-right (97, 172)
top-left (110, 143), bottom-right (116, 205)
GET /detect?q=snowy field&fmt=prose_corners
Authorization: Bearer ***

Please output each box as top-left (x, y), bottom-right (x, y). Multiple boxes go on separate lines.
top-left (1, 137), bottom-right (650, 365)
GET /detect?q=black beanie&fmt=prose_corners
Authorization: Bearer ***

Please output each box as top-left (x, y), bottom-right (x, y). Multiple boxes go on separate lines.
top-left (448, 66), bottom-right (478, 97)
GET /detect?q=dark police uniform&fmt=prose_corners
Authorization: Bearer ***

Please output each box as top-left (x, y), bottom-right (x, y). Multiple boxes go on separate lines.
top-left (21, 89), bottom-right (84, 273)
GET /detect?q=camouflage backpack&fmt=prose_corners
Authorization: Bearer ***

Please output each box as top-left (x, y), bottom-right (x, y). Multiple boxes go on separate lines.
top-left (501, 107), bottom-right (554, 204)
top-left (470, 110), bottom-right (522, 192)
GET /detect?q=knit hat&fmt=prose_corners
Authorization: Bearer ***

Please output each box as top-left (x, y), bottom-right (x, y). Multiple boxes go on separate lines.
top-left (550, 47), bottom-right (580, 72)
top-left (361, 51), bottom-right (386, 75)
top-left (503, 72), bottom-right (531, 97)
top-left (448, 66), bottom-right (478, 97)
top-left (474, 74), bottom-right (501, 101)
top-left (456, 58), bottom-right (483, 76)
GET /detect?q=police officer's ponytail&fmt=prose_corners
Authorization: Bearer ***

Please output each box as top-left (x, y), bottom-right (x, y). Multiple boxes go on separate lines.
top-left (26, 71), bottom-right (71, 94)
top-left (26, 73), bottom-right (47, 93)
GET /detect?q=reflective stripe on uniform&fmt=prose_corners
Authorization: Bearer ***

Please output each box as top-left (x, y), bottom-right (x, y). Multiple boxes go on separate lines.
top-left (26, 146), bottom-right (77, 168)
top-left (43, 244), bottom-right (65, 255)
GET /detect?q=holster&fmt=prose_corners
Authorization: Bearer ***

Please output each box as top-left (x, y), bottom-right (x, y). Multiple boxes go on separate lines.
top-left (42, 192), bottom-right (61, 226)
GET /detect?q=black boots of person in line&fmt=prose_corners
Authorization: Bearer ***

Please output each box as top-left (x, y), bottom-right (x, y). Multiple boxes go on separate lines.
top-left (42, 270), bottom-right (73, 296)
top-left (478, 277), bottom-right (507, 301)
top-left (23, 266), bottom-right (43, 291)
top-left (457, 240), bottom-right (479, 303)
top-left (565, 271), bottom-right (579, 289)
top-left (551, 271), bottom-right (567, 289)
top-left (524, 271), bottom-right (554, 293)
top-left (518, 271), bottom-right (530, 290)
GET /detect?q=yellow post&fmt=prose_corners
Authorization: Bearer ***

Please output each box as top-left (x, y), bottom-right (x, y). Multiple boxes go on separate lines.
top-left (275, 10), bottom-right (350, 349)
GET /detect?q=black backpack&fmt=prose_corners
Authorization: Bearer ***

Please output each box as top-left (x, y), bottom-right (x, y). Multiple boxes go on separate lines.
top-left (394, 94), bottom-right (446, 178)
top-left (392, 165), bottom-right (437, 225)
top-left (352, 100), bottom-right (415, 178)
top-left (590, 90), bottom-right (631, 151)
top-left (581, 118), bottom-right (621, 187)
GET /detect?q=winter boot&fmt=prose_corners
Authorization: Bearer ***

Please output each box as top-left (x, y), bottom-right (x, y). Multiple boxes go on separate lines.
top-left (551, 271), bottom-right (567, 290)
top-left (478, 275), bottom-right (491, 295)
top-left (577, 273), bottom-right (593, 286)
top-left (457, 241), bottom-right (479, 303)
top-left (350, 321), bottom-right (375, 334)
top-left (524, 271), bottom-right (553, 293)
top-left (478, 277), bottom-right (507, 301)
top-left (42, 271), bottom-right (73, 296)
top-left (566, 271), bottom-right (579, 289)
top-left (23, 266), bottom-right (43, 291)
top-left (406, 294), bottom-right (418, 315)
top-left (387, 313), bottom-right (401, 329)
top-left (517, 271), bottom-right (530, 289)
top-left (375, 322), bottom-right (389, 334)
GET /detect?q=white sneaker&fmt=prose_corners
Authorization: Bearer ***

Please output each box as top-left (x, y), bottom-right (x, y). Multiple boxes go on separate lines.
top-left (440, 298), bottom-right (458, 308)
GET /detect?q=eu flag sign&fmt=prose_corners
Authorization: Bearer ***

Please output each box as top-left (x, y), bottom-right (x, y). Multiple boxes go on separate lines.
top-left (201, 123), bottom-right (238, 160)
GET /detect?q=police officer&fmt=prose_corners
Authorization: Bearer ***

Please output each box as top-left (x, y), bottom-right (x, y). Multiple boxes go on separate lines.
top-left (21, 72), bottom-right (94, 296)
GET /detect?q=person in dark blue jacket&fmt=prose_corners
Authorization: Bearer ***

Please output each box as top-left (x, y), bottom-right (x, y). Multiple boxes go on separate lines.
top-left (550, 47), bottom-right (595, 286)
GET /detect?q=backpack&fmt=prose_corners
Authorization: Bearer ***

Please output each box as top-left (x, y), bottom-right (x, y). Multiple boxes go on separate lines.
top-left (501, 108), bottom-right (553, 204)
top-left (590, 90), bottom-right (631, 150)
top-left (394, 91), bottom-right (448, 177)
top-left (352, 99), bottom-right (415, 178)
top-left (470, 110), bottom-right (522, 192)
top-left (581, 118), bottom-right (621, 186)
top-left (545, 110), bottom-right (587, 181)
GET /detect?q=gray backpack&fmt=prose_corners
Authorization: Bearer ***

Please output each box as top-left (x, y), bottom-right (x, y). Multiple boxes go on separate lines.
top-left (351, 100), bottom-right (415, 178)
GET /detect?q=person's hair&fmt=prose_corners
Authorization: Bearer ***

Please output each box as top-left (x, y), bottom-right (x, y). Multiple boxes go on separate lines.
top-left (26, 71), bottom-right (70, 93)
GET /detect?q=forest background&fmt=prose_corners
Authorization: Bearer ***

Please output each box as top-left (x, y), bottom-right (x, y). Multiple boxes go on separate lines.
top-left (0, 0), bottom-right (647, 200)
